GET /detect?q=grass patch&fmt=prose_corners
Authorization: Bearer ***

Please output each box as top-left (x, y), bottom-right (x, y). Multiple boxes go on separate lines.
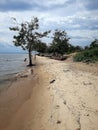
top-left (73, 47), bottom-right (98, 63)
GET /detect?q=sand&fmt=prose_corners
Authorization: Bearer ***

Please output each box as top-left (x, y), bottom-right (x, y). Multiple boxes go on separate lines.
top-left (0, 56), bottom-right (98, 130)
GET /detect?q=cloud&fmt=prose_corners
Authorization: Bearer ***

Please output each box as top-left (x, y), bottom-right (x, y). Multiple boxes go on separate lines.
top-left (82, 0), bottom-right (98, 10)
top-left (0, 0), bottom-right (32, 12)
top-left (0, 0), bottom-right (98, 51)
top-left (0, 0), bottom-right (76, 12)
top-left (39, 11), bottom-right (98, 31)
top-left (67, 29), bottom-right (98, 46)
top-left (34, 0), bottom-right (75, 10)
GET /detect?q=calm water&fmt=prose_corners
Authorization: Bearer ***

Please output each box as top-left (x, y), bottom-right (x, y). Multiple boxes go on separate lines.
top-left (0, 53), bottom-right (28, 89)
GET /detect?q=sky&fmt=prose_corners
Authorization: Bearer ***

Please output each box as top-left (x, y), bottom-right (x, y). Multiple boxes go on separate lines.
top-left (0, 0), bottom-right (98, 52)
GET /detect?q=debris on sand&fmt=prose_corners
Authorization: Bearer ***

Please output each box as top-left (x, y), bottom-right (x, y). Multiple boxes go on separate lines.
top-left (57, 120), bottom-right (61, 124)
top-left (50, 79), bottom-right (55, 84)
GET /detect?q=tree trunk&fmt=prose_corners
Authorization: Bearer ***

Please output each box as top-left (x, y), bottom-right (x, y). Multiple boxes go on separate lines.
top-left (28, 50), bottom-right (33, 66)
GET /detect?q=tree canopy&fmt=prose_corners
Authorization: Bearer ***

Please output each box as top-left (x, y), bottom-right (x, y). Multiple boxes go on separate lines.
top-left (48, 29), bottom-right (70, 56)
top-left (10, 17), bottom-right (50, 66)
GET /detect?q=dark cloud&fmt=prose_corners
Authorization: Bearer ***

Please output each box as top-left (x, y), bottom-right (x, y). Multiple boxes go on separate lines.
top-left (83, 0), bottom-right (98, 10)
top-left (0, 0), bottom-right (76, 12)
top-left (42, 0), bottom-right (75, 10)
top-left (0, 0), bottom-right (32, 12)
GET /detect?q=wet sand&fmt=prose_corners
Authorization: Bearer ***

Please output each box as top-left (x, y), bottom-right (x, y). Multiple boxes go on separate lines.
top-left (0, 56), bottom-right (98, 130)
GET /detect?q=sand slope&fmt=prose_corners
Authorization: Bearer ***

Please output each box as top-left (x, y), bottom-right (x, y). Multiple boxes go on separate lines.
top-left (0, 56), bottom-right (98, 130)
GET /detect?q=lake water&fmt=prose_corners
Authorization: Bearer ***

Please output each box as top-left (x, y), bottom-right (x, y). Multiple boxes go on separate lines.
top-left (0, 53), bottom-right (28, 89)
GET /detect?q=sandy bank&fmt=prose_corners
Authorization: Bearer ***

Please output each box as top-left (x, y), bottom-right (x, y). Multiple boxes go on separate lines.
top-left (0, 56), bottom-right (98, 130)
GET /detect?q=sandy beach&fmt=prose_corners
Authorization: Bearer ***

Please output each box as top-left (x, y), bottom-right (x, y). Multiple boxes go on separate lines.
top-left (0, 56), bottom-right (98, 130)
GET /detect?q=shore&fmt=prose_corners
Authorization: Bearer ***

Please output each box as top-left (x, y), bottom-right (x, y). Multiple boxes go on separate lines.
top-left (0, 56), bottom-right (98, 130)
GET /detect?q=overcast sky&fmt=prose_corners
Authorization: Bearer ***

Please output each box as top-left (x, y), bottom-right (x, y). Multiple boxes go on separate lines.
top-left (0, 0), bottom-right (98, 52)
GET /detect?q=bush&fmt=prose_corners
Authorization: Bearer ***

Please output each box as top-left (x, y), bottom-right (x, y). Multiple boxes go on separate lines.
top-left (73, 47), bottom-right (98, 63)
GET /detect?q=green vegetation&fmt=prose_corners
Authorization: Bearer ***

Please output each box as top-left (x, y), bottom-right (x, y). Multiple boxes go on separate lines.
top-left (74, 39), bottom-right (98, 63)
top-left (47, 30), bottom-right (70, 56)
top-left (10, 17), bottom-right (98, 64)
top-left (9, 17), bottom-right (50, 66)
top-left (47, 30), bottom-right (83, 56)
top-left (34, 42), bottom-right (48, 53)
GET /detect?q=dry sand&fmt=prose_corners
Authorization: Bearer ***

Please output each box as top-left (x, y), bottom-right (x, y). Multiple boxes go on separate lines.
top-left (0, 56), bottom-right (98, 130)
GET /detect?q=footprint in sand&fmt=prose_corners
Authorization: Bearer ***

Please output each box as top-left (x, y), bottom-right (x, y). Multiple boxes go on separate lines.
top-left (38, 109), bottom-right (45, 118)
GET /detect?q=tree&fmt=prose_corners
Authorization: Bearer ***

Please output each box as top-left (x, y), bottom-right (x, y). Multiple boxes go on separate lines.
top-left (68, 44), bottom-right (76, 53)
top-left (33, 41), bottom-right (48, 53)
top-left (75, 45), bottom-right (83, 52)
top-left (10, 17), bottom-right (50, 66)
top-left (84, 45), bottom-right (89, 50)
top-left (49, 29), bottom-right (70, 56)
top-left (90, 39), bottom-right (98, 49)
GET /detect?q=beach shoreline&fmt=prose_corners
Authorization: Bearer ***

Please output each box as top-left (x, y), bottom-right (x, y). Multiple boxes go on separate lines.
top-left (0, 54), bottom-right (37, 93)
top-left (0, 56), bottom-right (98, 130)
top-left (0, 63), bottom-right (37, 129)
